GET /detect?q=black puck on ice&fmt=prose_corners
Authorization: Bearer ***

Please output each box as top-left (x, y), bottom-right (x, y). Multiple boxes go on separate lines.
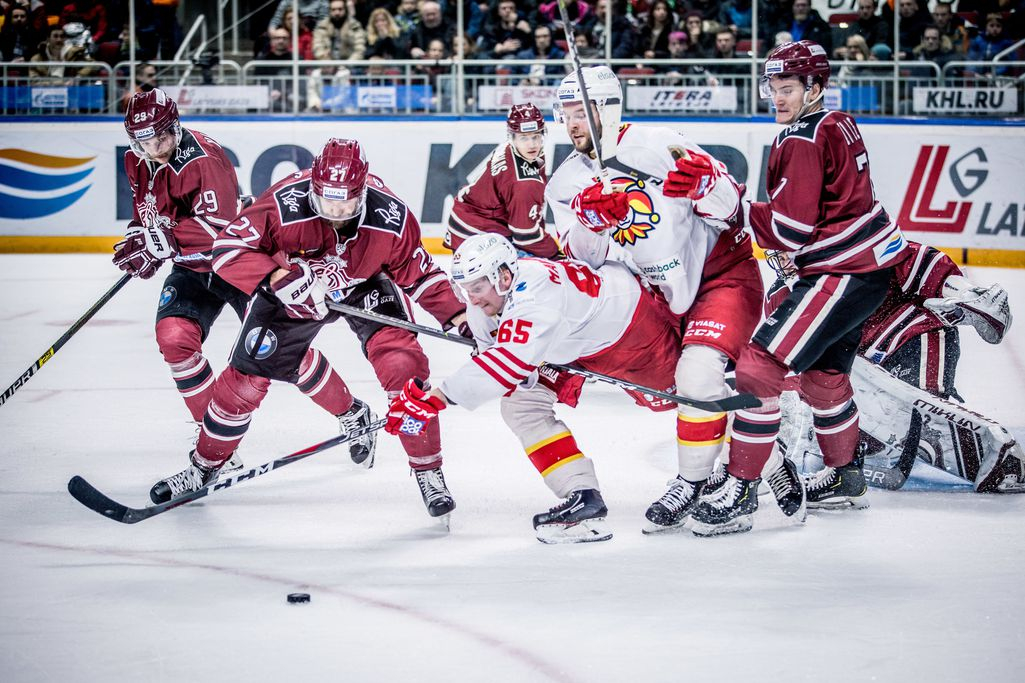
top-left (287, 592), bottom-right (311, 604)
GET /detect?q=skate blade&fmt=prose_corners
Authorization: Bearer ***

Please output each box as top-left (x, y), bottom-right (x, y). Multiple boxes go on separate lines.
top-left (219, 460), bottom-right (245, 477)
top-left (807, 496), bottom-right (870, 510)
top-left (641, 517), bottom-right (693, 535)
top-left (536, 519), bottom-right (613, 544)
top-left (690, 514), bottom-right (753, 537)
top-left (435, 513), bottom-right (451, 531)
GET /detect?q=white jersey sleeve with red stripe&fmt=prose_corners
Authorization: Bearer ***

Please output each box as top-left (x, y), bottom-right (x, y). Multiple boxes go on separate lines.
top-left (439, 259), bottom-right (641, 410)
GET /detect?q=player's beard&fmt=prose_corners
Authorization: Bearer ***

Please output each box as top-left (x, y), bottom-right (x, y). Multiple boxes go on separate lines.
top-left (327, 216), bottom-right (360, 239)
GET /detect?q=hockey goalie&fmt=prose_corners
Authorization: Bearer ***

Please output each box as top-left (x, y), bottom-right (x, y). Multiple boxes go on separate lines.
top-left (772, 242), bottom-right (1023, 493)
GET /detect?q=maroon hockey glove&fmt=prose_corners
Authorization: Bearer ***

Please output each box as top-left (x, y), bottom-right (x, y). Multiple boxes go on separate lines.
top-left (573, 182), bottom-right (630, 232)
top-left (112, 223), bottom-right (179, 279)
top-left (444, 313), bottom-right (473, 340)
top-left (664, 152), bottom-right (719, 200)
top-left (385, 378), bottom-right (447, 437)
top-left (271, 260), bottom-right (328, 320)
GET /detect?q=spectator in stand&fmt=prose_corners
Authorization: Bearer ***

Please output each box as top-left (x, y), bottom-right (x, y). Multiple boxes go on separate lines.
top-left (118, 61), bottom-right (158, 111)
top-left (778, 0), bottom-right (832, 56)
top-left (708, 27), bottom-right (749, 81)
top-left (255, 27), bottom-right (299, 111)
top-left (366, 7), bottom-right (411, 59)
top-left (683, 10), bottom-right (715, 56)
top-left (574, 29), bottom-right (602, 58)
top-left (152, 0), bottom-right (183, 58)
top-left (308, 0), bottom-right (367, 112)
top-left (584, 0), bottom-right (637, 60)
top-left (931, 1), bottom-right (969, 55)
top-left (410, 1), bottom-right (455, 58)
top-left (912, 24), bottom-right (956, 72)
top-left (280, 7), bottom-right (316, 60)
top-left (660, 30), bottom-right (706, 81)
top-left (516, 23), bottom-right (567, 79)
top-left (478, 0), bottom-right (533, 62)
top-left (969, 13), bottom-right (1015, 67)
top-left (724, 0), bottom-right (754, 40)
top-left (889, 0), bottom-right (931, 59)
top-left (61, 1), bottom-right (108, 43)
top-left (773, 30), bottom-right (794, 49)
top-left (415, 36), bottom-right (448, 93)
top-left (834, 33), bottom-right (879, 84)
top-left (638, 0), bottom-right (674, 59)
top-left (268, 0), bottom-right (329, 33)
top-left (29, 25), bottom-right (66, 81)
top-left (59, 21), bottom-right (101, 81)
top-left (836, 0), bottom-right (891, 60)
top-left (681, 0), bottom-right (730, 27)
top-left (394, 0), bottom-right (420, 34)
top-left (0, 3), bottom-right (38, 61)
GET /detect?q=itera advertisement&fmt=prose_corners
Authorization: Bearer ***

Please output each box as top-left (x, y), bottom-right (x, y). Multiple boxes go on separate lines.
top-left (0, 119), bottom-right (1022, 251)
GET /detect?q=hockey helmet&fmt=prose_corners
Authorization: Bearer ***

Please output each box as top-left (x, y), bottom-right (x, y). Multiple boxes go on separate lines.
top-left (124, 88), bottom-right (182, 161)
top-left (310, 138), bottom-right (370, 222)
top-left (451, 234), bottom-right (519, 297)
top-left (553, 66), bottom-right (623, 161)
top-left (507, 103), bottom-right (546, 136)
top-left (760, 40), bottom-right (831, 99)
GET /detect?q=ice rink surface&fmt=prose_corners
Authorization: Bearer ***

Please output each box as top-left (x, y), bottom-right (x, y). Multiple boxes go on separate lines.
top-left (1, 254), bottom-right (1023, 682)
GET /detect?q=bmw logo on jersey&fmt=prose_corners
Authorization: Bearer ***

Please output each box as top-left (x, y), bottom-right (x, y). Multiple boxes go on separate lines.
top-left (158, 285), bottom-right (177, 308)
top-left (245, 328), bottom-right (278, 360)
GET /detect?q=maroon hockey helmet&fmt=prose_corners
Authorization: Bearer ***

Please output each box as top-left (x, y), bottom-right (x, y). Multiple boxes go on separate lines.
top-left (507, 103), bottom-right (546, 136)
top-left (310, 138), bottom-right (370, 222)
top-left (760, 40), bottom-right (831, 97)
top-left (124, 88), bottom-right (182, 160)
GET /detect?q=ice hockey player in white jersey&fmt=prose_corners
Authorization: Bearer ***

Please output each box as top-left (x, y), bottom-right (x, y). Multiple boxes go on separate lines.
top-left (383, 234), bottom-right (686, 543)
top-left (544, 66), bottom-right (802, 533)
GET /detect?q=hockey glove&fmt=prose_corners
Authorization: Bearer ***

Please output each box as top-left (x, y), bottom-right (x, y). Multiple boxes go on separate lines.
top-left (664, 152), bottom-right (720, 200)
top-left (385, 378), bottom-right (447, 437)
top-left (112, 223), bottom-right (179, 279)
top-left (573, 182), bottom-right (630, 232)
top-left (536, 365), bottom-right (585, 408)
top-left (271, 260), bottom-right (328, 320)
top-left (444, 312), bottom-right (474, 340)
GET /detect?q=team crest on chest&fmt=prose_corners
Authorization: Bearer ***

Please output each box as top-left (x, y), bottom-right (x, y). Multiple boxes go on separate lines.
top-left (607, 178), bottom-right (661, 246)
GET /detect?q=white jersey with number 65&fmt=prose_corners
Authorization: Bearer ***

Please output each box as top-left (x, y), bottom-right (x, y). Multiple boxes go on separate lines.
top-left (440, 258), bottom-right (641, 410)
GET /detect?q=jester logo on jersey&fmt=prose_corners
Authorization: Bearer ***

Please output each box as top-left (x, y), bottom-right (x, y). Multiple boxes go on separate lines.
top-left (609, 178), bottom-right (660, 246)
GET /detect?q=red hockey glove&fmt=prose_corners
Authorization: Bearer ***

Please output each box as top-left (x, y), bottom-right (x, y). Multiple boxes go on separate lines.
top-left (536, 365), bottom-right (585, 408)
top-left (573, 182), bottom-right (630, 232)
top-left (385, 378), bottom-right (447, 437)
top-left (112, 223), bottom-right (179, 279)
top-left (663, 152), bottom-right (720, 200)
top-left (271, 260), bottom-right (328, 320)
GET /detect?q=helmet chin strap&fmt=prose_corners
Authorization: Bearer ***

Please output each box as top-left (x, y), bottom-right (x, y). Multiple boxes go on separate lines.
top-left (797, 83), bottom-right (825, 119)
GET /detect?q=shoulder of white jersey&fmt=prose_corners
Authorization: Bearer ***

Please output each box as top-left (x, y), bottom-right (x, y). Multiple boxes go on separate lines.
top-left (270, 170), bottom-right (317, 226)
top-left (167, 128), bottom-right (210, 174)
top-left (504, 258), bottom-right (565, 314)
top-left (775, 110), bottom-right (832, 147)
top-left (361, 175), bottom-right (409, 236)
top-left (611, 123), bottom-right (681, 174)
top-left (546, 151), bottom-right (589, 201)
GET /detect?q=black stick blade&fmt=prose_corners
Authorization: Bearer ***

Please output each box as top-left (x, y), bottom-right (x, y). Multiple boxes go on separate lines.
top-left (67, 476), bottom-right (138, 524)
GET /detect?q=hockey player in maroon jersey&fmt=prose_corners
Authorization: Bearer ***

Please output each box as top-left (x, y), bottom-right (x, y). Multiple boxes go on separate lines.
top-left (444, 103), bottom-right (561, 257)
top-left (686, 41), bottom-right (911, 535)
top-left (149, 139), bottom-right (467, 519)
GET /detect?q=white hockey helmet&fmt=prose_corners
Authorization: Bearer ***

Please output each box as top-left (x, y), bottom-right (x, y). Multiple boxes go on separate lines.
top-left (451, 234), bottom-right (519, 297)
top-left (553, 65), bottom-right (623, 161)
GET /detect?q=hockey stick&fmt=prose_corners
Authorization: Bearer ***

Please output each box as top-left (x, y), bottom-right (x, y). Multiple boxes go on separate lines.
top-left (326, 300), bottom-right (761, 412)
top-left (0, 273), bottom-right (132, 408)
top-left (67, 418), bottom-right (387, 524)
top-left (861, 408), bottom-right (923, 491)
top-left (554, 0), bottom-right (612, 192)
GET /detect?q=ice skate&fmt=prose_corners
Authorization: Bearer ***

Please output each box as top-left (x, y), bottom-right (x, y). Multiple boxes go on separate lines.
top-left (925, 283), bottom-right (1012, 344)
top-left (219, 450), bottom-right (244, 476)
top-left (804, 461), bottom-right (870, 509)
top-left (976, 441), bottom-right (1025, 493)
top-left (642, 475), bottom-right (704, 534)
top-left (338, 398), bottom-right (378, 468)
top-left (690, 473), bottom-right (759, 537)
top-left (762, 457), bottom-right (807, 522)
top-left (533, 488), bottom-right (612, 544)
top-left (150, 453), bottom-right (219, 504)
top-left (414, 467), bottom-right (456, 521)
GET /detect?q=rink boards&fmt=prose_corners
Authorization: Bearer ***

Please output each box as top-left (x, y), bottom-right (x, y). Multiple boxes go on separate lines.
top-left (1, 116), bottom-right (1023, 262)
